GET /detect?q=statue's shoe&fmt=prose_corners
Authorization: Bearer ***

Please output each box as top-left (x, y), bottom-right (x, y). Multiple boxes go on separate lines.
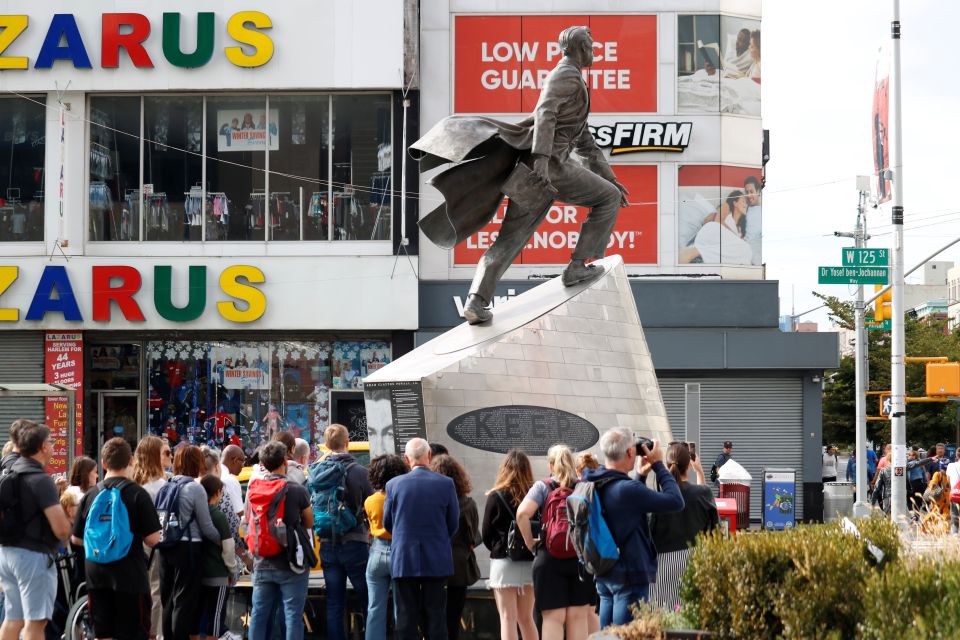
top-left (463, 296), bottom-right (492, 325)
top-left (561, 262), bottom-right (604, 287)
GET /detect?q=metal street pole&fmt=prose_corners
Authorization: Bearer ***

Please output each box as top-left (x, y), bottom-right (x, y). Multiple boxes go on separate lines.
top-left (854, 195), bottom-right (871, 516)
top-left (837, 190), bottom-right (872, 517)
top-left (888, 0), bottom-right (908, 525)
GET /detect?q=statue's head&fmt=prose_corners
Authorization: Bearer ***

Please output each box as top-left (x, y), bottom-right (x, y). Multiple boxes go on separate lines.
top-left (559, 26), bottom-right (594, 66)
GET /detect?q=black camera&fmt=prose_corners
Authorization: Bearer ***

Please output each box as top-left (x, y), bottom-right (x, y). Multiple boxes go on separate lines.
top-left (636, 437), bottom-right (654, 453)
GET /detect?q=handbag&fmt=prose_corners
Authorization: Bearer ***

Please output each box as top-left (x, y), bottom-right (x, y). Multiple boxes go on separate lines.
top-left (495, 491), bottom-right (539, 562)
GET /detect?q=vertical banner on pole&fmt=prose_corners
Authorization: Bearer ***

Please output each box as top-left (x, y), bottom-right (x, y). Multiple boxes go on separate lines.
top-left (872, 46), bottom-right (891, 204)
top-left (44, 332), bottom-right (83, 475)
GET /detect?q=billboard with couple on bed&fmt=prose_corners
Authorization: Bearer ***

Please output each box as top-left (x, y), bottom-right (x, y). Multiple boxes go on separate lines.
top-left (677, 15), bottom-right (760, 116)
top-left (678, 165), bottom-right (762, 266)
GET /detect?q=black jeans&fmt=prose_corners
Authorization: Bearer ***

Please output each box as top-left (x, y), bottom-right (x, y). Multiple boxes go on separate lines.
top-left (446, 585), bottom-right (468, 640)
top-left (395, 577), bottom-right (447, 640)
top-left (159, 543), bottom-right (203, 640)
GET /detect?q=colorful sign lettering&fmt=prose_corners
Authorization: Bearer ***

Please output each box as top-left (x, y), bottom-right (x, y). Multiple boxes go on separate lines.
top-left (454, 15), bottom-right (657, 114)
top-left (0, 11), bottom-right (273, 70)
top-left (44, 332), bottom-right (83, 475)
top-left (0, 264), bottom-right (267, 323)
top-left (453, 165), bottom-right (658, 266)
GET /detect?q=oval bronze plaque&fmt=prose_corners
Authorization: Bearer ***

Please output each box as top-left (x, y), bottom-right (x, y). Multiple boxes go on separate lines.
top-left (446, 405), bottom-right (599, 455)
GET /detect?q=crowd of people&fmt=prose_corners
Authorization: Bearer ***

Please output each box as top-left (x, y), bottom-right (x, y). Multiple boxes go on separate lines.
top-left (840, 442), bottom-right (960, 531)
top-left (0, 418), bottom-right (723, 640)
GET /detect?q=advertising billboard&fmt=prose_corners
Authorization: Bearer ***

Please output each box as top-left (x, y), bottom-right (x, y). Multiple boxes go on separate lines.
top-left (678, 165), bottom-right (762, 266)
top-left (453, 165), bottom-right (657, 266)
top-left (454, 15), bottom-right (657, 113)
top-left (677, 15), bottom-right (761, 116)
top-left (872, 46), bottom-right (891, 204)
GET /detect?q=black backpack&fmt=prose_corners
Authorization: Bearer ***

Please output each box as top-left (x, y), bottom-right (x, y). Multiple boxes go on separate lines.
top-left (0, 460), bottom-right (44, 544)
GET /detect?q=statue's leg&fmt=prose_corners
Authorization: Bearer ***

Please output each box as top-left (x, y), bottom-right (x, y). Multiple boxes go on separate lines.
top-left (551, 161), bottom-right (622, 262)
top-left (469, 198), bottom-right (552, 302)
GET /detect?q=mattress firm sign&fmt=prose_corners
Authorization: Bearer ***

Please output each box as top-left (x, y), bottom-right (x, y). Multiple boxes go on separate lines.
top-left (0, 1), bottom-right (404, 91)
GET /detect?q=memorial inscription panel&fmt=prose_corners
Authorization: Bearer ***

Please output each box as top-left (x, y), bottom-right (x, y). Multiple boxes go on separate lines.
top-left (447, 405), bottom-right (600, 455)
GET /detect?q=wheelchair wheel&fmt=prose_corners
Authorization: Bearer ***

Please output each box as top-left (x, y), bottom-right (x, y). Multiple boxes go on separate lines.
top-left (64, 594), bottom-right (93, 640)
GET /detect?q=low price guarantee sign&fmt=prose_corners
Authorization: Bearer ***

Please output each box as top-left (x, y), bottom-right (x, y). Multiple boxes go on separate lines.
top-left (454, 165), bottom-right (657, 266)
top-left (454, 15), bottom-right (657, 113)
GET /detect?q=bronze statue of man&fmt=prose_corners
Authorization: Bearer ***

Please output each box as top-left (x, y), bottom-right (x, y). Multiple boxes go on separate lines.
top-left (411, 26), bottom-right (629, 324)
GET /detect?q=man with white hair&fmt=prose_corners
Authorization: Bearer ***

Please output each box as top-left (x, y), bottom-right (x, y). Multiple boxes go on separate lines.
top-left (383, 438), bottom-right (459, 639)
top-left (293, 438), bottom-right (311, 467)
top-left (581, 427), bottom-right (684, 627)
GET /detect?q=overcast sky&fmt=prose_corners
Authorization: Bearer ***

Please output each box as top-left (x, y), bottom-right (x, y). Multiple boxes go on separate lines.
top-left (762, 0), bottom-right (960, 327)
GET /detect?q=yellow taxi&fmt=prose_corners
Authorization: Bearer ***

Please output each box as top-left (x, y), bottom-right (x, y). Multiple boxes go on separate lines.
top-left (237, 440), bottom-right (370, 483)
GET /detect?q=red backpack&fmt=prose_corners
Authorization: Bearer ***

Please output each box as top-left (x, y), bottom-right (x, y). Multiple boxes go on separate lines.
top-left (245, 477), bottom-right (289, 558)
top-left (542, 479), bottom-right (576, 559)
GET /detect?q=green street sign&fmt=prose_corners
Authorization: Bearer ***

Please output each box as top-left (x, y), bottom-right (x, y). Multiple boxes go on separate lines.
top-left (818, 265), bottom-right (889, 285)
top-left (842, 247), bottom-right (889, 267)
top-left (866, 319), bottom-right (891, 331)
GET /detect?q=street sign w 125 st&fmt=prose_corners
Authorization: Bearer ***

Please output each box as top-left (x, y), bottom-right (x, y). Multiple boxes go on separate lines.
top-left (818, 266), bottom-right (889, 285)
top-left (842, 247), bottom-right (889, 267)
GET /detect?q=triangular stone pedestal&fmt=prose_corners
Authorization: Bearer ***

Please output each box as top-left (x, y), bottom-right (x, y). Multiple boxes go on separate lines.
top-left (364, 255), bottom-right (674, 491)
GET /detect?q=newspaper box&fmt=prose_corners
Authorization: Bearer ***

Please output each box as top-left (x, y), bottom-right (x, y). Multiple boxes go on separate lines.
top-left (762, 468), bottom-right (797, 531)
top-left (715, 497), bottom-right (738, 537)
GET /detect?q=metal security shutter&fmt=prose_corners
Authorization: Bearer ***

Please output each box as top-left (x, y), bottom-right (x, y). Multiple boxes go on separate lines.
top-left (659, 377), bottom-right (805, 523)
top-left (0, 332), bottom-right (45, 445)
top-left (659, 383), bottom-right (685, 439)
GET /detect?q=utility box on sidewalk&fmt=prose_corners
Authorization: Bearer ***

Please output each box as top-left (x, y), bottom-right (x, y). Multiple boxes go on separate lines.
top-left (762, 468), bottom-right (797, 531)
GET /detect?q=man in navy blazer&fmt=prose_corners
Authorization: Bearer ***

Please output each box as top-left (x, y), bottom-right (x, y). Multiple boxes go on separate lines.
top-left (383, 437), bottom-right (460, 639)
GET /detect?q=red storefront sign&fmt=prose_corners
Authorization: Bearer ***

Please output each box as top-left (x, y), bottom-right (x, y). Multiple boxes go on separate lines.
top-left (454, 15), bottom-right (657, 114)
top-left (454, 165), bottom-right (657, 266)
top-left (44, 332), bottom-right (83, 475)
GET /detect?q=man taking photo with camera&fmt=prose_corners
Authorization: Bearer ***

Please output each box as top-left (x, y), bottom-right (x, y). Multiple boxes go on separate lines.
top-left (581, 428), bottom-right (684, 626)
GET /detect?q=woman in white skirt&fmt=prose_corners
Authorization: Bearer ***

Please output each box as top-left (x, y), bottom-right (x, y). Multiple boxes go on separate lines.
top-left (649, 443), bottom-right (719, 611)
top-left (482, 449), bottom-right (539, 640)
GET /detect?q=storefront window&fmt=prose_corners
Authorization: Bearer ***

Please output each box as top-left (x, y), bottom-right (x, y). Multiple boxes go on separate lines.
top-left (89, 344), bottom-right (141, 390)
top-left (332, 95), bottom-right (392, 240)
top-left (146, 339), bottom-right (390, 459)
top-left (89, 93), bottom-right (390, 243)
top-left (268, 95), bottom-right (330, 240)
top-left (206, 96), bottom-right (267, 241)
top-left (143, 96), bottom-right (204, 241)
top-left (89, 96), bottom-right (141, 241)
top-left (0, 96), bottom-right (45, 242)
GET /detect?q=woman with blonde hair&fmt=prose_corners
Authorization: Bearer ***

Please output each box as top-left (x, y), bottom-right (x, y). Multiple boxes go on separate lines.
top-left (517, 445), bottom-right (594, 640)
top-left (132, 436), bottom-right (169, 640)
top-left (482, 449), bottom-right (538, 640)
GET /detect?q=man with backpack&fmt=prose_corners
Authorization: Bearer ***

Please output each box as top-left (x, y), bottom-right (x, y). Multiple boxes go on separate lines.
top-left (71, 437), bottom-right (161, 640)
top-left (247, 440), bottom-right (313, 640)
top-left (308, 424), bottom-right (372, 640)
top-left (580, 428), bottom-right (684, 627)
top-left (0, 420), bottom-right (72, 640)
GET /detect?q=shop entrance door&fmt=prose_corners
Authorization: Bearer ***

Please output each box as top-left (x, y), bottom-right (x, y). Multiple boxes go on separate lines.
top-left (96, 392), bottom-right (141, 452)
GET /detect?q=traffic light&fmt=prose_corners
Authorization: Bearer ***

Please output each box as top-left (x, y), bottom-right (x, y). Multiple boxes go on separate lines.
top-left (873, 285), bottom-right (892, 321)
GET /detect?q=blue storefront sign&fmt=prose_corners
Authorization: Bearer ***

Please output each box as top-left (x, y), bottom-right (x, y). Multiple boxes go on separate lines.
top-left (762, 468), bottom-right (796, 531)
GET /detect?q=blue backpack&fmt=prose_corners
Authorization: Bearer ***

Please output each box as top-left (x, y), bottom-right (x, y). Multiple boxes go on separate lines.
top-left (566, 477), bottom-right (621, 577)
top-left (308, 458), bottom-right (357, 540)
top-left (83, 480), bottom-right (134, 564)
top-left (154, 476), bottom-right (196, 549)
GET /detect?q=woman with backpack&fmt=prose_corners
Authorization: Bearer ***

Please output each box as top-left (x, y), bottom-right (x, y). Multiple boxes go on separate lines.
top-left (482, 449), bottom-right (539, 640)
top-left (648, 443), bottom-right (719, 611)
top-left (516, 444), bottom-right (594, 640)
top-left (157, 444), bottom-right (223, 640)
top-left (431, 454), bottom-right (481, 640)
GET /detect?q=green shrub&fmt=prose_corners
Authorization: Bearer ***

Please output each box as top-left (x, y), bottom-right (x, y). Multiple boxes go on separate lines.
top-left (679, 517), bottom-right (900, 639)
top-left (859, 561), bottom-right (960, 639)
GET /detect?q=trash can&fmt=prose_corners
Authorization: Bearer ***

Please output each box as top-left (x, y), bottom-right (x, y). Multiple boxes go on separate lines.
top-left (719, 480), bottom-right (751, 530)
top-left (823, 481), bottom-right (854, 523)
